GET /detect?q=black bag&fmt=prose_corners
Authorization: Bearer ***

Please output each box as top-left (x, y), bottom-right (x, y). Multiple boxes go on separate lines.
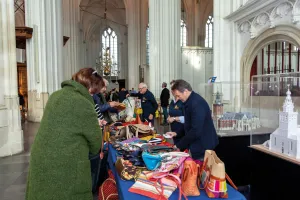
top-left (89, 153), bottom-right (101, 193)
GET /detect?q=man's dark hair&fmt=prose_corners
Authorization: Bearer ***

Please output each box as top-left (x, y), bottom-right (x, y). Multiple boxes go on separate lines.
top-left (171, 79), bottom-right (192, 93)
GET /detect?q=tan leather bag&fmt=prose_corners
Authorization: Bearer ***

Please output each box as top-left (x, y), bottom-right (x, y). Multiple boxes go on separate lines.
top-left (128, 124), bottom-right (153, 138)
top-left (200, 150), bottom-right (237, 198)
top-left (181, 159), bottom-right (201, 196)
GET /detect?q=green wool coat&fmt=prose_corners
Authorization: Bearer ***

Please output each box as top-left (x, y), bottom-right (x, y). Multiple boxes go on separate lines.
top-left (26, 80), bottom-right (102, 200)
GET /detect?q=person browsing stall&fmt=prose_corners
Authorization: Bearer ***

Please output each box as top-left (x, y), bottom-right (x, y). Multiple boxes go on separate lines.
top-left (167, 80), bottom-right (185, 145)
top-left (166, 79), bottom-right (219, 160)
top-left (128, 83), bottom-right (158, 124)
top-left (26, 68), bottom-right (104, 200)
top-left (93, 78), bottom-right (119, 124)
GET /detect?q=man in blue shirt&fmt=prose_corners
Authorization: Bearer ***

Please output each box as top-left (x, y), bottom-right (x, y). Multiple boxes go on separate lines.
top-left (166, 79), bottom-right (219, 160)
top-left (128, 83), bottom-right (158, 124)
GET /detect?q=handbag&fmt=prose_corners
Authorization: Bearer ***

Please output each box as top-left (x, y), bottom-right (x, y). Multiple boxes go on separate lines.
top-left (142, 151), bottom-right (189, 171)
top-left (129, 171), bottom-right (185, 200)
top-left (181, 158), bottom-right (201, 196)
top-left (115, 158), bottom-right (144, 181)
top-left (98, 170), bottom-right (119, 200)
top-left (200, 150), bottom-right (237, 198)
top-left (128, 124), bottom-right (153, 138)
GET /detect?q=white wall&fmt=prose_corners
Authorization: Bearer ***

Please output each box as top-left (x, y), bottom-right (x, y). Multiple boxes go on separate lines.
top-left (181, 47), bottom-right (213, 100)
top-left (214, 0), bottom-right (300, 110)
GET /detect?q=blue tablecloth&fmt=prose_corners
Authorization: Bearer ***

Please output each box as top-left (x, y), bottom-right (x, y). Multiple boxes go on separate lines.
top-left (108, 144), bottom-right (246, 200)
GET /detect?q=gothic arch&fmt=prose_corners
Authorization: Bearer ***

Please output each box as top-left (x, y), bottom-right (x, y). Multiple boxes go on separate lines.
top-left (240, 25), bottom-right (300, 86)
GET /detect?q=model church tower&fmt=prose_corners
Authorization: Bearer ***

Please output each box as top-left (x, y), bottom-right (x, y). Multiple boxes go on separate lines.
top-left (269, 86), bottom-right (300, 159)
top-left (213, 91), bottom-right (223, 117)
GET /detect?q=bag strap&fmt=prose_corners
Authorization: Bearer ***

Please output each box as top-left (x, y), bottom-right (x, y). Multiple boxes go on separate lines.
top-left (126, 126), bottom-right (130, 139)
top-left (199, 157), bottom-right (209, 190)
top-left (160, 152), bottom-right (190, 158)
top-left (135, 127), bottom-right (139, 137)
top-left (225, 173), bottom-right (238, 190)
top-left (152, 172), bottom-right (187, 200)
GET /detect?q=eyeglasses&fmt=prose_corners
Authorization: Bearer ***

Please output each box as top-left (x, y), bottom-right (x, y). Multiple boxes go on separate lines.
top-left (138, 87), bottom-right (145, 90)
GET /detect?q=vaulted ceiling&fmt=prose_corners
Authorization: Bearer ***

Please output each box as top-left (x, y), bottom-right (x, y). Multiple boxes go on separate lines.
top-left (80, 0), bottom-right (126, 41)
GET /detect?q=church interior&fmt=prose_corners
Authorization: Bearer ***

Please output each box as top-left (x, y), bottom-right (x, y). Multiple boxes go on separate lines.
top-left (1, 0), bottom-right (300, 199)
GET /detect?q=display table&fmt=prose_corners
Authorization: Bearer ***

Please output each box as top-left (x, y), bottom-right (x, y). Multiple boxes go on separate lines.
top-left (215, 130), bottom-right (271, 186)
top-left (250, 145), bottom-right (300, 200)
top-left (107, 144), bottom-right (246, 200)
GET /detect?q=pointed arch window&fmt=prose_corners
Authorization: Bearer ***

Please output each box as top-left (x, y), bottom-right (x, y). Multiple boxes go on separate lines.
top-left (181, 20), bottom-right (187, 47)
top-left (205, 16), bottom-right (213, 48)
top-left (101, 27), bottom-right (118, 76)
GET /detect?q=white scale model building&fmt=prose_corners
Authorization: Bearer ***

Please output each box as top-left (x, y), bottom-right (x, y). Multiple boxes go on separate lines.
top-left (269, 87), bottom-right (300, 159)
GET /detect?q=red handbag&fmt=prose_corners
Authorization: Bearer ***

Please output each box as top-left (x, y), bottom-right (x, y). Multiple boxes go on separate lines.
top-left (99, 170), bottom-right (119, 200)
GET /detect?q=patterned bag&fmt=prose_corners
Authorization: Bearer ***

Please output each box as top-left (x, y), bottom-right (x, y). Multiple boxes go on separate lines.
top-left (129, 171), bottom-right (186, 200)
top-left (115, 158), bottom-right (144, 181)
top-left (200, 150), bottom-right (237, 198)
top-left (98, 170), bottom-right (119, 200)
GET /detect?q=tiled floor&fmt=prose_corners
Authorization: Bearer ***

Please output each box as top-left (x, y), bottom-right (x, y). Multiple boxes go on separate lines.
top-left (0, 122), bottom-right (39, 200)
top-left (0, 120), bottom-right (170, 200)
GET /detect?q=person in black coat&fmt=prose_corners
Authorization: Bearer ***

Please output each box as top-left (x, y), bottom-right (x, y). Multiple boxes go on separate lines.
top-left (166, 79), bottom-right (219, 160)
top-left (160, 82), bottom-right (170, 125)
top-left (128, 83), bottom-right (158, 125)
top-left (118, 88), bottom-right (129, 103)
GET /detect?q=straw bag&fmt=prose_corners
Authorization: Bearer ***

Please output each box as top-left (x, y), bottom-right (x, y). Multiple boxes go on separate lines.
top-left (200, 150), bottom-right (237, 198)
top-left (114, 124), bottom-right (153, 140)
top-left (181, 158), bottom-right (201, 196)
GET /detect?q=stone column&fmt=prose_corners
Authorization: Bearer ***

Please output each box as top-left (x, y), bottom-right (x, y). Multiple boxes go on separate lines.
top-left (25, 0), bottom-right (64, 122)
top-left (0, 0), bottom-right (23, 157)
top-left (125, 0), bottom-right (141, 90)
top-left (149, 0), bottom-right (181, 97)
top-left (140, 0), bottom-right (149, 85)
top-left (63, 0), bottom-right (81, 80)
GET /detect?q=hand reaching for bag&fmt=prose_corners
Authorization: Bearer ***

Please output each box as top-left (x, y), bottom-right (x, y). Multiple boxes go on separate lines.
top-left (99, 119), bottom-right (107, 127)
top-left (109, 101), bottom-right (119, 107)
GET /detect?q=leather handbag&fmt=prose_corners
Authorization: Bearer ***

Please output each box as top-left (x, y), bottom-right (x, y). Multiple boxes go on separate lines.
top-left (113, 124), bottom-right (153, 140)
top-left (181, 158), bottom-right (201, 196)
top-left (200, 150), bottom-right (237, 198)
top-left (128, 124), bottom-right (153, 138)
top-left (98, 170), bottom-right (118, 200)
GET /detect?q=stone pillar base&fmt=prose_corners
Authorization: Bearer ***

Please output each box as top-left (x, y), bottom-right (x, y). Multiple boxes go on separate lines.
top-left (0, 97), bottom-right (24, 157)
top-left (27, 90), bottom-right (49, 122)
top-left (0, 127), bottom-right (24, 157)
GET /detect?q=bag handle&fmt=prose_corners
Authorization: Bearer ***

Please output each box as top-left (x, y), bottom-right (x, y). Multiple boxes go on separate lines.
top-left (101, 178), bottom-right (118, 200)
top-left (151, 172), bottom-right (187, 200)
top-left (225, 173), bottom-right (238, 190)
top-left (126, 126), bottom-right (130, 139)
top-left (160, 152), bottom-right (190, 158)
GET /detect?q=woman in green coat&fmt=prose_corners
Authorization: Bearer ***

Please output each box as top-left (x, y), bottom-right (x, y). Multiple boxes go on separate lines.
top-left (26, 68), bottom-right (104, 200)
